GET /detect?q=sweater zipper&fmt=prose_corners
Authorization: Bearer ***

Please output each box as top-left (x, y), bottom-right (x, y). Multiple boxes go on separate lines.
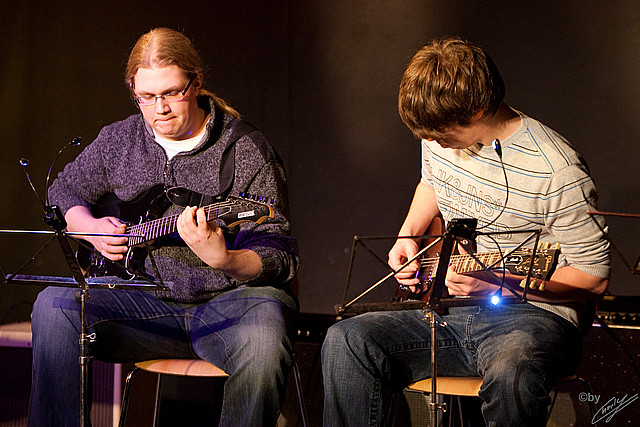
top-left (163, 159), bottom-right (170, 187)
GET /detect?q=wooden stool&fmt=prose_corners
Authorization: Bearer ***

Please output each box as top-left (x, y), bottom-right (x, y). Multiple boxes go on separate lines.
top-left (407, 377), bottom-right (483, 426)
top-left (0, 321), bottom-right (32, 348)
top-left (407, 375), bottom-right (597, 426)
top-left (119, 358), bottom-right (308, 427)
top-left (408, 376), bottom-right (483, 397)
top-left (118, 359), bottom-right (228, 427)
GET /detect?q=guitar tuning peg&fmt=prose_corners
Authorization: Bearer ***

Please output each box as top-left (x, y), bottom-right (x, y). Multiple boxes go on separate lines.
top-left (519, 277), bottom-right (547, 292)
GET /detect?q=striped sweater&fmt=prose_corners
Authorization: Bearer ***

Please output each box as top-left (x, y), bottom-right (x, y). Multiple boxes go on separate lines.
top-left (421, 112), bottom-right (610, 326)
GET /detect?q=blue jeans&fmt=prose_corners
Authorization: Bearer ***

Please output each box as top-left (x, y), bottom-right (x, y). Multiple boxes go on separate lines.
top-left (322, 303), bottom-right (583, 427)
top-left (29, 284), bottom-right (297, 427)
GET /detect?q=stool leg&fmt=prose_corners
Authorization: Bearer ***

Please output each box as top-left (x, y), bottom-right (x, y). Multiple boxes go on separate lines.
top-left (547, 386), bottom-right (560, 424)
top-left (152, 374), bottom-right (163, 427)
top-left (292, 360), bottom-right (309, 427)
top-left (547, 376), bottom-right (599, 427)
top-left (119, 366), bottom-right (141, 427)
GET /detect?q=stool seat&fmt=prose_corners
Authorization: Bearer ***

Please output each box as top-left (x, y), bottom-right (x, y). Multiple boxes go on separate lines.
top-left (408, 376), bottom-right (483, 397)
top-left (404, 374), bottom-right (596, 426)
top-left (120, 357), bottom-right (308, 427)
top-left (0, 321), bottom-right (32, 348)
top-left (135, 359), bottom-right (228, 377)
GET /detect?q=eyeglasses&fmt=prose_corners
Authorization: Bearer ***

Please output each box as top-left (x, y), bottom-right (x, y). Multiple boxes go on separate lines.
top-left (134, 74), bottom-right (196, 107)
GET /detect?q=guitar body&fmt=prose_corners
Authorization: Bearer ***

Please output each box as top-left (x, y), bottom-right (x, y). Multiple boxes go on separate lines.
top-left (77, 184), bottom-right (171, 279)
top-left (392, 216), bottom-right (446, 302)
top-left (76, 185), bottom-right (274, 279)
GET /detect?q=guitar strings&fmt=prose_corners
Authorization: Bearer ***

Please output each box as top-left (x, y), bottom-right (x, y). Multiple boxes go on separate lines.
top-left (419, 252), bottom-right (503, 271)
top-left (126, 199), bottom-right (251, 245)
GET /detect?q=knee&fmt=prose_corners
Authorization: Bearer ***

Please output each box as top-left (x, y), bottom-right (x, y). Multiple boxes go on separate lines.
top-left (480, 356), bottom-right (551, 425)
top-left (234, 328), bottom-right (293, 375)
top-left (481, 351), bottom-right (550, 408)
top-left (322, 317), bottom-right (375, 367)
top-left (31, 287), bottom-right (79, 336)
top-left (322, 321), bottom-right (351, 361)
top-left (30, 288), bottom-right (82, 364)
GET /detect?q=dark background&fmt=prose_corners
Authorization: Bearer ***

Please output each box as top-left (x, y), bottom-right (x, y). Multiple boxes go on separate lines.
top-left (2, 0), bottom-right (640, 320)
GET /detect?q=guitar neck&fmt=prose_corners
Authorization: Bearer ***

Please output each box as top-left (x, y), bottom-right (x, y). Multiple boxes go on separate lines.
top-left (449, 252), bottom-right (503, 274)
top-left (126, 201), bottom-right (232, 246)
top-left (421, 251), bottom-right (502, 274)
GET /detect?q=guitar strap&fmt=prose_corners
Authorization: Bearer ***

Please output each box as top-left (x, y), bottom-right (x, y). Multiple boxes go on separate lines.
top-left (166, 105), bottom-right (257, 207)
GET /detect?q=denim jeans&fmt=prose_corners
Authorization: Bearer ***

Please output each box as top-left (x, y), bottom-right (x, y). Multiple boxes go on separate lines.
top-left (322, 303), bottom-right (583, 427)
top-left (29, 284), bottom-right (297, 427)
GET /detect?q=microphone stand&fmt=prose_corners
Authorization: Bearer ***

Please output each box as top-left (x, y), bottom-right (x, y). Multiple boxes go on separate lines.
top-left (2, 227), bottom-right (170, 427)
top-left (7, 140), bottom-right (167, 425)
top-left (15, 140), bottom-right (92, 425)
top-left (422, 218), bottom-right (475, 427)
top-left (43, 205), bottom-right (92, 427)
top-left (336, 219), bottom-right (475, 427)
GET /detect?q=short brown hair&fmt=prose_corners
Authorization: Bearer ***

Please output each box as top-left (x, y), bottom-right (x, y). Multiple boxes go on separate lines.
top-left (126, 28), bottom-right (240, 118)
top-left (398, 37), bottom-right (505, 139)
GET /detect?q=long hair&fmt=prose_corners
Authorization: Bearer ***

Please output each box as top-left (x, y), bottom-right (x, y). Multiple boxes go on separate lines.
top-left (125, 28), bottom-right (240, 118)
top-left (398, 37), bottom-right (505, 140)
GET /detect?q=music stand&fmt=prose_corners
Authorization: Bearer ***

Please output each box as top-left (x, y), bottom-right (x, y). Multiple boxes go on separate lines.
top-left (588, 210), bottom-right (640, 275)
top-left (1, 221), bottom-right (169, 427)
top-left (335, 218), bottom-right (547, 426)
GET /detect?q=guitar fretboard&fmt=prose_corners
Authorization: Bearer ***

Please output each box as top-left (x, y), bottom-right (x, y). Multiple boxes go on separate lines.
top-left (420, 251), bottom-right (503, 274)
top-left (126, 201), bottom-right (236, 246)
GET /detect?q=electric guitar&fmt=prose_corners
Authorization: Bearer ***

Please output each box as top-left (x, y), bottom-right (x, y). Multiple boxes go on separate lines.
top-left (393, 218), bottom-right (560, 302)
top-left (76, 185), bottom-right (274, 279)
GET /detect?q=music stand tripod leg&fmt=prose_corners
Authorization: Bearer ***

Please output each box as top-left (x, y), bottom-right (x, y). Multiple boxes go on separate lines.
top-left (53, 229), bottom-right (93, 427)
top-left (424, 219), bottom-right (473, 426)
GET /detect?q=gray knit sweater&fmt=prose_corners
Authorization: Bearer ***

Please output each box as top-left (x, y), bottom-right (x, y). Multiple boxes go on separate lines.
top-left (49, 96), bottom-right (299, 303)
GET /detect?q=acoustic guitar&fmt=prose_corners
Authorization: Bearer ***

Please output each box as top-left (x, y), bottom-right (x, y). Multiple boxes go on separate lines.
top-left (393, 217), bottom-right (559, 302)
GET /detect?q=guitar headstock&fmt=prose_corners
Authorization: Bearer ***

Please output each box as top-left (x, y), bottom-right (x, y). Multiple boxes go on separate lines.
top-left (505, 243), bottom-right (560, 281)
top-left (215, 194), bottom-right (274, 227)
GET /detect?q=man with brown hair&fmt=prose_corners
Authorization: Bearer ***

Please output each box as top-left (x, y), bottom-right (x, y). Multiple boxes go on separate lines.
top-left (29, 28), bottom-right (298, 426)
top-left (322, 37), bottom-right (610, 426)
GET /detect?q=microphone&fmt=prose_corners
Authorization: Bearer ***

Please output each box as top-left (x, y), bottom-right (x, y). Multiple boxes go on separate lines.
top-left (491, 138), bottom-right (502, 159)
top-left (45, 137), bottom-right (82, 206)
top-left (19, 157), bottom-right (47, 207)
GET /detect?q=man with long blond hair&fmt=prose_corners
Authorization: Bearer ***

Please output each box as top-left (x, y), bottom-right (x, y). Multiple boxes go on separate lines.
top-left (322, 37), bottom-right (610, 426)
top-left (29, 28), bottom-right (298, 426)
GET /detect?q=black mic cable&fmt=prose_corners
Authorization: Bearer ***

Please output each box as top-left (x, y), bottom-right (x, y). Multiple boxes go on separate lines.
top-left (45, 136), bottom-right (82, 206)
top-left (479, 138), bottom-right (509, 292)
top-left (19, 157), bottom-right (47, 207)
top-left (478, 138), bottom-right (509, 232)
top-left (19, 137), bottom-right (82, 230)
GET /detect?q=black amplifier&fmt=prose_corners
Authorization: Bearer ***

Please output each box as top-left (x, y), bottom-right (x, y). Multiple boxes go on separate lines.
top-left (594, 295), bottom-right (640, 328)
